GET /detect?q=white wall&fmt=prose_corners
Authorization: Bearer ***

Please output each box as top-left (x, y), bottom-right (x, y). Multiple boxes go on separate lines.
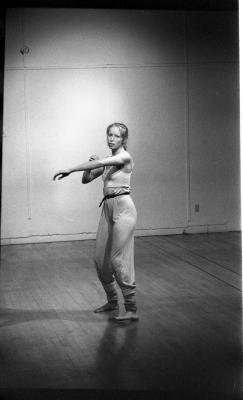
top-left (1, 8), bottom-right (240, 244)
top-left (187, 11), bottom-right (240, 230)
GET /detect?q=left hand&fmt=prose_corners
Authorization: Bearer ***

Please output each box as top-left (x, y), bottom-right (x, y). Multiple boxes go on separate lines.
top-left (89, 154), bottom-right (99, 161)
top-left (53, 169), bottom-right (71, 181)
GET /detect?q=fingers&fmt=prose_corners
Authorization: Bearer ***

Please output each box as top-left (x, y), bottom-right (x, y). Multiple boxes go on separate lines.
top-left (53, 173), bottom-right (60, 181)
top-left (53, 172), bottom-right (65, 181)
top-left (89, 154), bottom-right (99, 161)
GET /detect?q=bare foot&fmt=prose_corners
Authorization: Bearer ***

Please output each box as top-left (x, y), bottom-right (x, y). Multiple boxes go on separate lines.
top-left (94, 302), bottom-right (119, 313)
top-left (113, 311), bottom-right (139, 322)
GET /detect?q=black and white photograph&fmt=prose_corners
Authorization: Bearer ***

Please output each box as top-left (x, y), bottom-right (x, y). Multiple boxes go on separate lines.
top-left (0, 1), bottom-right (241, 399)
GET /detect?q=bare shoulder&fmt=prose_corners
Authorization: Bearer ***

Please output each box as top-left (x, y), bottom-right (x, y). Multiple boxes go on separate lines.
top-left (123, 150), bottom-right (133, 162)
top-left (99, 151), bottom-right (133, 167)
top-left (123, 150), bottom-right (134, 169)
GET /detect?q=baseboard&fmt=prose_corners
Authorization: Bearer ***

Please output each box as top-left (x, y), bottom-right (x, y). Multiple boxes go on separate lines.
top-left (1, 221), bottom-right (241, 245)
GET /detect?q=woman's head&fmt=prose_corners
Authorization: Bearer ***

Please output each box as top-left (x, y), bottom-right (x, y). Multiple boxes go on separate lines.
top-left (106, 122), bottom-right (128, 150)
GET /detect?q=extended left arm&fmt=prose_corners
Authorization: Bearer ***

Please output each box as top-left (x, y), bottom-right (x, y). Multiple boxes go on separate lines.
top-left (53, 153), bottom-right (130, 181)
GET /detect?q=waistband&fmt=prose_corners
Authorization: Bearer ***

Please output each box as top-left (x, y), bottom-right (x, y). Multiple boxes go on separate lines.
top-left (99, 192), bottom-right (130, 208)
top-left (103, 186), bottom-right (130, 196)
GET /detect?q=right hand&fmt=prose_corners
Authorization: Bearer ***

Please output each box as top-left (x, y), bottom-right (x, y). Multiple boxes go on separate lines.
top-left (89, 155), bottom-right (99, 162)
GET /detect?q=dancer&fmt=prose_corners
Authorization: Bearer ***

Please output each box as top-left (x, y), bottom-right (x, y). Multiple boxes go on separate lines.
top-left (53, 123), bottom-right (138, 322)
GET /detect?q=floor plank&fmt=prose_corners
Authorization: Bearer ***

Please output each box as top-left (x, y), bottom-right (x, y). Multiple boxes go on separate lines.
top-left (164, 232), bottom-right (242, 274)
top-left (139, 235), bottom-right (241, 290)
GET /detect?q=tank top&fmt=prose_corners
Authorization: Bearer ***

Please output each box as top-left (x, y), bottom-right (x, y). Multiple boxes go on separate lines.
top-left (102, 158), bottom-right (133, 196)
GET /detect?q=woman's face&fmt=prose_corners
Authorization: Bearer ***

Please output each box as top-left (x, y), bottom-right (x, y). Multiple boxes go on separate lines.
top-left (107, 126), bottom-right (123, 150)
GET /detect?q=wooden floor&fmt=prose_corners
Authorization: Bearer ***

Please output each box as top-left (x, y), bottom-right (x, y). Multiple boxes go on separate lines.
top-left (0, 232), bottom-right (242, 400)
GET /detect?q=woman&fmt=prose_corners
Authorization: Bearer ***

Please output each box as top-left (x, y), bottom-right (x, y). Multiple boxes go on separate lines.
top-left (53, 122), bottom-right (138, 322)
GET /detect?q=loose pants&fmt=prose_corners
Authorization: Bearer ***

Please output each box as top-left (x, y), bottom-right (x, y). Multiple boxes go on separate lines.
top-left (94, 190), bottom-right (137, 312)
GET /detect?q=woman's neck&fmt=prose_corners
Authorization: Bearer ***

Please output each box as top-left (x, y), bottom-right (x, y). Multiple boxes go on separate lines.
top-left (111, 147), bottom-right (124, 156)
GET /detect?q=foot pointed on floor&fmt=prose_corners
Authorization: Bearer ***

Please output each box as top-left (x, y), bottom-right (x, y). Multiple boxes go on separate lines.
top-left (94, 302), bottom-right (119, 313)
top-left (113, 311), bottom-right (139, 322)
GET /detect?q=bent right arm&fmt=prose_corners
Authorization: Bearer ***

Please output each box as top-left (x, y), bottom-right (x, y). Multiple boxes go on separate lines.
top-left (82, 155), bottom-right (104, 184)
top-left (82, 167), bottom-right (104, 183)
